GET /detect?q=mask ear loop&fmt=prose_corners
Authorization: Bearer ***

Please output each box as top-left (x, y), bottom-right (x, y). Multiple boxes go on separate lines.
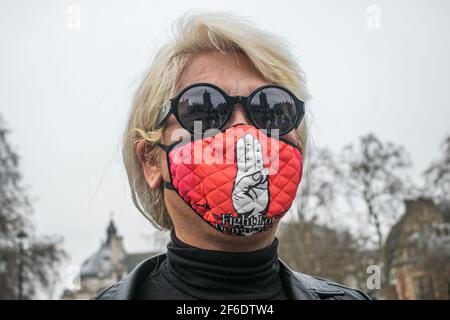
top-left (153, 141), bottom-right (170, 153)
top-left (162, 181), bottom-right (175, 190)
top-left (151, 141), bottom-right (176, 191)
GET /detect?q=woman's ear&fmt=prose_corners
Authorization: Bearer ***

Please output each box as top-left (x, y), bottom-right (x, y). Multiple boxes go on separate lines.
top-left (136, 140), bottom-right (163, 190)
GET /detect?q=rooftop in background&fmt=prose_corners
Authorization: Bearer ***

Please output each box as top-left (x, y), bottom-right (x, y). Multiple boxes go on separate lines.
top-left (62, 219), bottom-right (161, 299)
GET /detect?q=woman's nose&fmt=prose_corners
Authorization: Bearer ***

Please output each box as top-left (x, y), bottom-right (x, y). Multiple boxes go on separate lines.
top-left (226, 103), bottom-right (251, 127)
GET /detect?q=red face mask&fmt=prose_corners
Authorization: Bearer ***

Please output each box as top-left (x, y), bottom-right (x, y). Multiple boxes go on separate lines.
top-left (156, 124), bottom-right (303, 236)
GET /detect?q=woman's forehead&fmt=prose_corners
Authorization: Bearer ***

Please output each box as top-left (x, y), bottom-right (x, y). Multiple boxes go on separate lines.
top-left (177, 51), bottom-right (268, 95)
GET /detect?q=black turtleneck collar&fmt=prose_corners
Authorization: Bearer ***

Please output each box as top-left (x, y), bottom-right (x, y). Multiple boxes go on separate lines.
top-left (159, 230), bottom-right (285, 300)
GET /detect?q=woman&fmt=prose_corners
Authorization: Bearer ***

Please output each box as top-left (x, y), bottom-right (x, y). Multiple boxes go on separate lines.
top-left (95, 12), bottom-right (370, 300)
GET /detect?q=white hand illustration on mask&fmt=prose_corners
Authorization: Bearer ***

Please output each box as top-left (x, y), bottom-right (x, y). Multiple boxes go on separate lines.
top-left (232, 134), bottom-right (269, 218)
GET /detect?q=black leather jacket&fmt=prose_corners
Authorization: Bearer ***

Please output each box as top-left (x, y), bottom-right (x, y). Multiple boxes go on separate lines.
top-left (93, 253), bottom-right (371, 300)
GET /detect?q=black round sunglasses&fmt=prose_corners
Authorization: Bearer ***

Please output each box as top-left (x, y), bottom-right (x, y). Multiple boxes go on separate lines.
top-left (155, 82), bottom-right (305, 136)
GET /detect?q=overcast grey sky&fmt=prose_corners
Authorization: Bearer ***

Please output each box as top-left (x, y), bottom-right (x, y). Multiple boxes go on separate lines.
top-left (1, 0), bottom-right (449, 297)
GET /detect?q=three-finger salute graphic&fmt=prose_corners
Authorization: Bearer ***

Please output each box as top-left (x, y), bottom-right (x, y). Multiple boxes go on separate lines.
top-left (232, 134), bottom-right (269, 219)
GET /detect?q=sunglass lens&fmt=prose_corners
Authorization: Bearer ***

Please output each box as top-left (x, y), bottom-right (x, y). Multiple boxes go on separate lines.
top-left (249, 87), bottom-right (299, 134)
top-left (177, 86), bottom-right (228, 132)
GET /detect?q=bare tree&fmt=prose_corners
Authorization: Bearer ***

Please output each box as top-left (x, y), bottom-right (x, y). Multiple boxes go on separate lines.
top-left (341, 134), bottom-right (412, 248)
top-left (278, 207), bottom-right (373, 289)
top-left (278, 147), bottom-right (374, 288)
top-left (0, 115), bottom-right (66, 299)
top-left (293, 147), bottom-right (342, 222)
top-left (424, 135), bottom-right (450, 221)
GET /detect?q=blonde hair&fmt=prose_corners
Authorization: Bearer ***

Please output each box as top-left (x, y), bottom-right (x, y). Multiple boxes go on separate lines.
top-left (123, 12), bottom-right (311, 230)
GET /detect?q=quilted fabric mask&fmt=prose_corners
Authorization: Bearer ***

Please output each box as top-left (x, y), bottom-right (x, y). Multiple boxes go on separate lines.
top-left (156, 124), bottom-right (303, 236)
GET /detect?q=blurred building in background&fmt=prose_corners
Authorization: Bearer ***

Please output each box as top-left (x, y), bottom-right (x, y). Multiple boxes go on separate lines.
top-left (279, 197), bottom-right (450, 300)
top-left (384, 198), bottom-right (450, 300)
top-left (61, 220), bottom-right (159, 299)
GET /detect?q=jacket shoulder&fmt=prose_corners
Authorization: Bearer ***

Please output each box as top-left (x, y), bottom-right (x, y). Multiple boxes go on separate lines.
top-left (92, 253), bottom-right (167, 300)
top-left (294, 271), bottom-right (372, 300)
top-left (278, 259), bottom-right (371, 300)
